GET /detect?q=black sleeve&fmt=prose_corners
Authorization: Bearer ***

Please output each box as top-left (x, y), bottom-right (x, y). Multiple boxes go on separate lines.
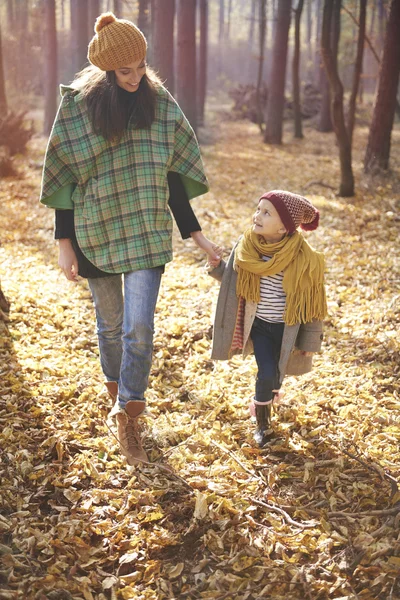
top-left (167, 171), bottom-right (201, 239)
top-left (55, 209), bottom-right (75, 239)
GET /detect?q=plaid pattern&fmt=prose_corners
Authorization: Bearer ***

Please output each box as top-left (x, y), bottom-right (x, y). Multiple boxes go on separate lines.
top-left (40, 86), bottom-right (209, 273)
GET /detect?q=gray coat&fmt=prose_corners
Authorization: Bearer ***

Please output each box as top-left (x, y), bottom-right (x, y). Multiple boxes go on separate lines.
top-left (209, 242), bottom-right (324, 384)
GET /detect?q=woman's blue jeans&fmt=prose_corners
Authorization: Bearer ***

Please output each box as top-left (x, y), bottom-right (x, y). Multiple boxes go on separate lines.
top-left (250, 317), bottom-right (285, 404)
top-left (88, 267), bottom-right (163, 409)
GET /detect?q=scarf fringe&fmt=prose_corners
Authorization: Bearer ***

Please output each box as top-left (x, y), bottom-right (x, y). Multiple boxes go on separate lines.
top-left (235, 229), bottom-right (327, 325)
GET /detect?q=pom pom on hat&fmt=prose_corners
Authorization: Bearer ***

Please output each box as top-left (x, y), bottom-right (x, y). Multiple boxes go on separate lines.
top-left (261, 190), bottom-right (320, 233)
top-left (94, 12), bottom-right (116, 33)
top-left (88, 12), bottom-right (147, 71)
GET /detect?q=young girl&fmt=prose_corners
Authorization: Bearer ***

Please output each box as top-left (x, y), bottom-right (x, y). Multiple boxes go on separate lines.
top-left (40, 13), bottom-right (220, 465)
top-left (208, 191), bottom-right (327, 446)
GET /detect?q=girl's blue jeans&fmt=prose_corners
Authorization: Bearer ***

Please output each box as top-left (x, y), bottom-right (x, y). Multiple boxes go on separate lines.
top-left (88, 267), bottom-right (163, 410)
top-left (250, 317), bottom-right (285, 404)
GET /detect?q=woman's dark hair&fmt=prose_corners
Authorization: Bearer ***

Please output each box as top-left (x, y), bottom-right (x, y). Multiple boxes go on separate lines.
top-left (71, 65), bottom-right (162, 141)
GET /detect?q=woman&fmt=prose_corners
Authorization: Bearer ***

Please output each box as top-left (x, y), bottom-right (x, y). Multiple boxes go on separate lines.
top-left (40, 12), bottom-right (220, 465)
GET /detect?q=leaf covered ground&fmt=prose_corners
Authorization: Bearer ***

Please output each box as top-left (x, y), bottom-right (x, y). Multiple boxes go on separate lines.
top-left (0, 112), bottom-right (399, 600)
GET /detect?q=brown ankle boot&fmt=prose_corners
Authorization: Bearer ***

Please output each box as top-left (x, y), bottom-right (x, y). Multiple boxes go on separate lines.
top-left (116, 401), bottom-right (149, 465)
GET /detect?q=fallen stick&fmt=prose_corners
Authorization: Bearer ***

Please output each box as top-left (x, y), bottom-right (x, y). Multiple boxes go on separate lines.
top-left (209, 439), bottom-right (266, 485)
top-left (252, 498), bottom-right (319, 530)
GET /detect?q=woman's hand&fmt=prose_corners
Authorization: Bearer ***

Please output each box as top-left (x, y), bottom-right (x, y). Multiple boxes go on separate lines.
top-left (58, 239), bottom-right (79, 282)
top-left (190, 231), bottom-right (223, 268)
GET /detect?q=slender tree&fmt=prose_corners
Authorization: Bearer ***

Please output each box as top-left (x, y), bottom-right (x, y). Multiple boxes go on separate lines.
top-left (264, 0), bottom-right (291, 144)
top-left (70, 0), bottom-right (89, 75)
top-left (198, 0), bottom-right (208, 126)
top-left (248, 0), bottom-right (256, 51)
top-left (347, 0), bottom-right (367, 145)
top-left (364, 0), bottom-right (400, 172)
top-left (176, 0), bottom-right (197, 129)
top-left (44, 0), bottom-right (58, 136)
top-left (321, 0), bottom-right (354, 196)
top-left (7, 0), bottom-right (15, 30)
top-left (88, 0), bottom-right (101, 35)
top-left (306, 0), bottom-right (313, 80)
top-left (152, 0), bottom-right (175, 93)
top-left (113, 0), bottom-right (122, 16)
top-left (0, 26), bottom-right (7, 113)
top-left (292, 0), bottom-right (305, 138)
top-left (256, 0), bottom-right (267, 131)
top-left (138, 0), bottom-right (151, 39)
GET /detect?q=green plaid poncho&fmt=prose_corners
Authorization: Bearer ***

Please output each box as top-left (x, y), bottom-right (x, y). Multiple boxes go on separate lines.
top-left (40, 85), bottom-right (209, 273)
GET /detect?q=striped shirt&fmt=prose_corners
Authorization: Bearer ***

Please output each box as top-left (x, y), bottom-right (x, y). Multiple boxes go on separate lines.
top-left (255, 255), bottom-right (286, 323)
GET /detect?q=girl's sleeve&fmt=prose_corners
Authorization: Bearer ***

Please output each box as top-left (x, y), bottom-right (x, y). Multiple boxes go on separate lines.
top-left (167, 171), bottom-right (201, 239)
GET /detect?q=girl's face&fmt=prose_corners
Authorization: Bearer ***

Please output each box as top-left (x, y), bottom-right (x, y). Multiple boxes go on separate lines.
top-left (252, 199), bottom-right (287, 243)
top-left (115, 57), bottom-right (147, 92)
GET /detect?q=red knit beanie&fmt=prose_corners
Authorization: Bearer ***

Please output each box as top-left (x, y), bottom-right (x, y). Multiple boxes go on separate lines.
top-left (261, 190), bottom-right (320, 233)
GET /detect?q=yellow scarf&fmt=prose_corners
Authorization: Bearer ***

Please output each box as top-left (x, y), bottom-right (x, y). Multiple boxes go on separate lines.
top-left (234, 229), bottom-right (327, 325)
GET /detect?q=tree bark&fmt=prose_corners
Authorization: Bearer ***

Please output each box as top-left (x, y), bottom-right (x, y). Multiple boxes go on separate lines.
top-left (113, 0), bottom-right (122, 16)
top-left (264, 0), bottom-right (292, 144)
top-left (364, 0), bottom-right (400, 172)
top-left (88, 0), bottom-right (101, 37)
top-left (347, 0), bottom-right (366, 145)
top-left (256, 0), bottom-right (267, 131)
top-left (138, 0), bottom-right (151, 38)
top-left (43, 0), bottom-right (58, 136)
top-left (293, 0), bottom-right (305, 138)
top-left (176, 0), bottom-right (197, 129)
top-left (70, 0), bottom-right (89, 75)
top-left (198, 0), bottom-right (208, 126)
top-left (152, 0), bottom-right (175, 93)
top-left (0, 26), bottom-right (7, 113)
top-left (248, 0), bottom-right (256, 51)
top-left (321, 0), bottom-right (354, 196)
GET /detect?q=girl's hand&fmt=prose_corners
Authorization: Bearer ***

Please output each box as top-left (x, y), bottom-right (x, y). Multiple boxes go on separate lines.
top-left (58, 239), bottom-right (79, 282)
top-left (190, 231), bottom-right (223, 267)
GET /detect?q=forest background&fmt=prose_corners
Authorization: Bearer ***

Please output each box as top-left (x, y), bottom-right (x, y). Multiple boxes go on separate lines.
top-left (0, 1), bottom-right (399, 599)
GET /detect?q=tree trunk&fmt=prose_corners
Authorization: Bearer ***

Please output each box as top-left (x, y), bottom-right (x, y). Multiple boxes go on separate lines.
top-left (347, 0), bottom-right (366, 145)
top-left (198, 0), bottom-right (208, 126)
top-left (248, 0), bottom-right (256, 51)
top-left (88, 0), bottom-right (101, 37)
top-left (152, 0), bottom-right (175, 93)
top-left (321, 0), bottom-right (354, 196)
top-left (113, 0), bottom-right (122, 16)
top-left (219, 0), bottom-right (225, 40)
top-left (70, 0), bottom-right (89, 75)
top-left (7, 0), bottom-right (15, 30)
top-left (176, 0), bottom-right (197, 129)
top-left (264, 0), bottom-right (292, 144)
top-left (364, 0), bottom-right (400, 172)
top-left (314, 0), bottom-right (322, 85)
top-left (0, 26), bottom-right (7, 113)
top-left (138, 0), bottom-right (151, 36)
top-left (256, 0), bottom-right (267, 131)
top-left (43, 0), bottom-right (58, 136)
top-left (306, 0), bottom-right (313, 80)
top-left (293, 0), bottom-right (305, 138)
top-left (60, 0), bottom-right (66, 29)
top-left (226, 0), bottom-right (233, 40)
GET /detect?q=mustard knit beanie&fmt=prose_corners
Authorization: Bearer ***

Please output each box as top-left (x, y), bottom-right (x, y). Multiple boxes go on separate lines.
top-left (88, 12), bottom-right (147, 71)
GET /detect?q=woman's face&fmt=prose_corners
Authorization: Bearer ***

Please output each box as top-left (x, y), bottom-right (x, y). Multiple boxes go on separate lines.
top-left (115, 57), bottom-right (147, 92)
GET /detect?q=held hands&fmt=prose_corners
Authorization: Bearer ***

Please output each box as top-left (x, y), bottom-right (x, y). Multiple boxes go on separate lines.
top-left (190, 231), bottom-right (223, 269)
top-left (58, 239), bottom-right (79, 282)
